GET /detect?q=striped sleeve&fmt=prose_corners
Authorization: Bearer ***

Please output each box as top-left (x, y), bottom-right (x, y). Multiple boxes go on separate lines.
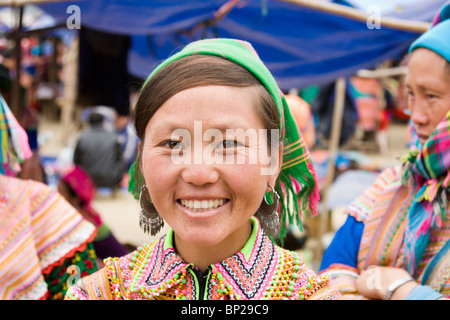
top-left (344, 166), bottom-right (401, 222)
top-left (318, 263), bottom-right (367, 300)
top-left (65, 266), bottom-right (113, 300)
top-left (0, 176), bottom-right (97, 300)
top-left (29, 184), bottom-right (97, 274)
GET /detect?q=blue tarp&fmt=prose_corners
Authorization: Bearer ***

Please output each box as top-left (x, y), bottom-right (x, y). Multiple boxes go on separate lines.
top-left (20, 1), bottom-right (442, 89)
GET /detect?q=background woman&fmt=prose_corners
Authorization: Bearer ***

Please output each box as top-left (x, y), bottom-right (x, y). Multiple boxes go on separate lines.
top-left (319, 4), bottom-right (450, 300)
top-left (58, 166), bottom-right (131, 267)
top-left (0, 94), bottom-right (98, 300)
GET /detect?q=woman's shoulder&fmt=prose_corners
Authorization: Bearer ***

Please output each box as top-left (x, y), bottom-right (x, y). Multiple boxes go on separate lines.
top-left (1, 174), bottom-right (49, 194)
top-left (65, 239), bottom-right (161, 300)
top-left (270, 243), bottom-right (341, 300)
top-left (344, 165), bottom-right (403, 222)
top-left (102, 239), bottom-right (162, 279)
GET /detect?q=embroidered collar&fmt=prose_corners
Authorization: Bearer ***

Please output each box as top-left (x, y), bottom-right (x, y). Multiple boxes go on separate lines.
top-left (103, 216), bottom-right (334, 300)
top-left (117, 217), bottom-right (279, 299)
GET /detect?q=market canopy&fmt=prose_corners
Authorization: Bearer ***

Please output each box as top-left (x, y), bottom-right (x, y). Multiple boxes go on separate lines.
top-left (1, 0), bottom-right (442, 89)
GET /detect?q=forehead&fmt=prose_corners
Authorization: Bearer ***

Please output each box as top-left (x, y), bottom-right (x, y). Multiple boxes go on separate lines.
top-left (146, 85), bottom-right (264, 132)
top-left (407, 48), bottom-right (450, 85)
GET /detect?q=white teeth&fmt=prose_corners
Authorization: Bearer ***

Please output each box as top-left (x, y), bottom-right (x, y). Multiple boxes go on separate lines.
top-left (180, 199), bottom-right (225, 211)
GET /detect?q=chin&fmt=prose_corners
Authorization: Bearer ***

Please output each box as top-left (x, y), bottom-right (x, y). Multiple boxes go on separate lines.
top-left (185, 230), bottom-right (227, 246)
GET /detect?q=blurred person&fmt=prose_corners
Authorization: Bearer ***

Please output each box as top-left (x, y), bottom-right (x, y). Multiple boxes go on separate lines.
top-left (319, 4), bottom-right (450, 300)
top-left (0, 64), bottom-right (11, 104)
top-left (0, 63), bottom-right (44, 183)
top-left (350, 76), bottom-right (384, 143)
top-left (58, 165), bottom-right (131, 267)
top-left (313, 79), bottom-right (358, 147)
top-left (0, 93), bottom-right (98, 300)
top-left (116, 114), bottom-right (139, 171)
top-left (73, 111), bottom-right (124, 190)
top-left (285, 93), bottom-right (316, 149)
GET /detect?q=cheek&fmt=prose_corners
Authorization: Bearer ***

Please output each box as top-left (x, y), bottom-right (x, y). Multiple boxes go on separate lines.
top-left (431, 101), bottom-right (450, 128)
top-left (141, 152), bottom-right (174, 188)
top-left (230, 164), bottom-right (268, 202)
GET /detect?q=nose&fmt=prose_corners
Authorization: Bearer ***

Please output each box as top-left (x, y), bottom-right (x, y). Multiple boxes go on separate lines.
top-left (181, 163), bottom-right (219, 186)
top-left (409, 97), bottom-right (429, 127)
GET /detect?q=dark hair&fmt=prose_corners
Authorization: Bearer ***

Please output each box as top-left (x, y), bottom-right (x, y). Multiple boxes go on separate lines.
top-left (59, 179), bottom-right (86, 207)
top-left (132, 55), bottom-right (280, 142)
top-left (88, 112), bottom-right (104, 125)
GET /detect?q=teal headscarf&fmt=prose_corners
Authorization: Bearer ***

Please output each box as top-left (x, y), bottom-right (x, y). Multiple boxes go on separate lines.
top-left (128, 38), bottom-right (320, 239)
top-left (409, 2), bottom-right (450, 63)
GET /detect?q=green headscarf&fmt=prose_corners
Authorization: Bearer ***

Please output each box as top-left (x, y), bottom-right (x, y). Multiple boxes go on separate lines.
top-left (128, 38), bottom-right (319, 238)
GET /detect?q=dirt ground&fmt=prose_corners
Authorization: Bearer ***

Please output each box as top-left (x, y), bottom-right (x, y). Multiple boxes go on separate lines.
top-left (37, 116), bottom-right (410, 267)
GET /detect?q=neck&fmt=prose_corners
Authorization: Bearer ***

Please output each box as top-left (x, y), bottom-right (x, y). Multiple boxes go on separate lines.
top-left (173, 221), bottom-right (252, 272)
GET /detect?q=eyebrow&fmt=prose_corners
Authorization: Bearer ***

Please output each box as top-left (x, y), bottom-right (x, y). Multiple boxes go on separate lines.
top-left (405, 78), bottom-right (444, 92)
top-left (416, 84), bottom-right (443, 92)
top-left (149, 119), bottom-right (260, 135)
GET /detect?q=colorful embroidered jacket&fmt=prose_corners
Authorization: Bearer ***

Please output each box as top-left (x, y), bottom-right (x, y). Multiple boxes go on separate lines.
top-left (319, 166), bottom-right (450, 299)
top-left (0, 175), bottom-right (98, 300)
top-left (65, 218), bottom-right (341, 300)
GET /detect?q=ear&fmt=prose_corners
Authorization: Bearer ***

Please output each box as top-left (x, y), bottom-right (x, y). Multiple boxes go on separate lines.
top-left (266, 142), bottom-right (283, 192)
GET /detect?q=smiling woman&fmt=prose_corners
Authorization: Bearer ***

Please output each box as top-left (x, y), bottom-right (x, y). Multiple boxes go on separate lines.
top-left (65, 38), bottom-right (340, 300)
top-left (141, 85), bottom-right (278, 265)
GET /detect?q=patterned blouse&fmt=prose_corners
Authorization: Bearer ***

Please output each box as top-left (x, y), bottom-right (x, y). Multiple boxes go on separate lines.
top-left (65, 217), bottom-right (341, 300)
top-left (0, 174), bottom-right (98, 300)
top-left (319, 166), bottom-right (450, 299)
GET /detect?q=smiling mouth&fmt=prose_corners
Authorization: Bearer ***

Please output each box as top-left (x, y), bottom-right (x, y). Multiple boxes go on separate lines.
top-left (178, 199), bottom-right (229, 212)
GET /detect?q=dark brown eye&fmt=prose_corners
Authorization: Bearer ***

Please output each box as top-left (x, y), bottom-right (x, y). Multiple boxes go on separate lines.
top-left (166, 140), bottom-right (182, 149)
top-left (222, 140), bottom-right (238, 148)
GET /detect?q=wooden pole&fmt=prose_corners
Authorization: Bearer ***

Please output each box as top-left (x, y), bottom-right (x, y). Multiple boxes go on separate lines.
top-left (278, 0), bottom-right (430, 33)
top-left (11, 4), bottom-right (23, 118)
top-left (356, 66), bottom-right (408, 78)
top-left (318, 77), bottom-right (346, 251)
top-left (0, 0), bottom-right (82, 5)
top-left (59, 34), bottom-right (79, 144)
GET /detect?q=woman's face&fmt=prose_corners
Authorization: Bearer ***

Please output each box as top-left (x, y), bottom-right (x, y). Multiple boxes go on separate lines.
top-left (406, 48), bottom-right (450, 145)
top-left (140, 85), bottom-right (281, 249)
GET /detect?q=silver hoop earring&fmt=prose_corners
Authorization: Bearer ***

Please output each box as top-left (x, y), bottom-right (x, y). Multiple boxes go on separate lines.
top-left (256, 184), bottom-right (280, 238)
top-left (139, 185), bottom-right (164, 236)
